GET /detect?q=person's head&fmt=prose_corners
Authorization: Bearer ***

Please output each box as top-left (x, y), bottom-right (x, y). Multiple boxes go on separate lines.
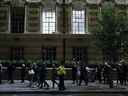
top-left (60, 60), bottom-right (65, 65)
top-left (33, 62), bottom-right (36, 65)
top-left (104, 62), bottom-right (108, 65)
top-left (73, 58), bottom-right (75, 61)
top-left (52, 63), bottom-right (56, 67)
top-left (59, 60), bottom-right (65, 66)
top-left (120, 59), bottom-right (125, 64)
top-left (73, 63), bottom-right (77, 67)
top-left (0, 63), bottom-right (2, 67)
top-left (22, 63), bottom-right (25, 67)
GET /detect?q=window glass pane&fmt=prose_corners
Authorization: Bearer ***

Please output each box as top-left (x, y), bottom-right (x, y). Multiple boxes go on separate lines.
top-left (11, 7), bottom-right (25, 33)
top-left (41, 9), bottom-right (56, 34)
top-left (79, 23), bottom-right (84, 33)
top-left (42, 47), bottom-right (56, 66)
top-left (72, 10), bottom-right (85, 34)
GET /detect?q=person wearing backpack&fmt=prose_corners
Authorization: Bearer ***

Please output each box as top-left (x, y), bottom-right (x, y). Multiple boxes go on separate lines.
top-left (57, 61), bottom-right (66, 90)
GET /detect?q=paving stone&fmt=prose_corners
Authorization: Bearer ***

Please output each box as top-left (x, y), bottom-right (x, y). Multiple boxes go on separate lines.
top-left (0, 80), bottom-right (127, 93)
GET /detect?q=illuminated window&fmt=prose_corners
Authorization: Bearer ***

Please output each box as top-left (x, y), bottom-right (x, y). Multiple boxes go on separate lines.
top-left (41, 9), bottom-right (56, 34)
top-left (72, 10), bottom-right (85, 34)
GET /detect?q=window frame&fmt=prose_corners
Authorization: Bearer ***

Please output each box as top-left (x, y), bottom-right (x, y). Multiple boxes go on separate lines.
top-left (72, 47), bottom-right (88, 63)
top-left (41, 8), bottom-right (57, 34)
top-left (10, 7), bottom-right (25, 33)
top-left (10, 47), bottom-right (24, 60)
top-left (41, 47), bottom-right (56, 66)
top-left (71, 9), bottom-right (86, 34)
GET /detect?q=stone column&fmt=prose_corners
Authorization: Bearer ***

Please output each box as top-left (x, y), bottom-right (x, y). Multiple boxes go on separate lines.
top-left (87, 5), bottom-right (100, 33)
top-left (25, 2), bottom-right (41, 33)
top-left (56, 3), bottom-right (63, 33)
top-left (0, 3), bottom-right (10, 33)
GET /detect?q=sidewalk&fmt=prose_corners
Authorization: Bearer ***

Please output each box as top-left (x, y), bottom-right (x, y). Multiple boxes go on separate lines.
top-left (0, 80), bottom-right (128, 94)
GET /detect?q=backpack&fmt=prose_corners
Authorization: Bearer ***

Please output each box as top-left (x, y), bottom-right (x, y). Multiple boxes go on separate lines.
top-left (28, 69), bottom-right (35, 75)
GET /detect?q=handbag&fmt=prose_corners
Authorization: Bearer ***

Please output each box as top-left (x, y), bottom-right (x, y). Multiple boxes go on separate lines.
top-left (28, 69), bottom-right (35, 75)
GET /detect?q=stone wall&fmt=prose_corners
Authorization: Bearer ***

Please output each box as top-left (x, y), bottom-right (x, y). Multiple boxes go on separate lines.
top-left (0, 0), bottom-right (127, 65)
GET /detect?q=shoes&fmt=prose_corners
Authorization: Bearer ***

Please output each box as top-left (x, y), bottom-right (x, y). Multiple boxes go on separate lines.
top-left (46, 87), bottom-right (49, 90)
top-left (59, 87), bottom-right (66, 90)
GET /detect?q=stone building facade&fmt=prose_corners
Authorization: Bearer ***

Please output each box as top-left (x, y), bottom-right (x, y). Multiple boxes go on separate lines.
top-left (0, 0), bottom-right (127, 66)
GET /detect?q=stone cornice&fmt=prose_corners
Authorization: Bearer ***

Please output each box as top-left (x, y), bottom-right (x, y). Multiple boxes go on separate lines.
top-left (86, 0), bottom-right (102, 5)
top-left (0, 0), bottom-right (128, 9)
top-left (115, 0), bottom-right (128, 5)
top-left (25, 0), bottom-right (42, 6)
top-left (0, 0), bottom-right (11, 5)
top-left (56, 0), bottom-right (72, 5)
top-left (26, 0), bottom-right (41, 3)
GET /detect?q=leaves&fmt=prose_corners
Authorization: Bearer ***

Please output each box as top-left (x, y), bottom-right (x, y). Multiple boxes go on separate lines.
top-left (94, 2), bottom-right (128, 62)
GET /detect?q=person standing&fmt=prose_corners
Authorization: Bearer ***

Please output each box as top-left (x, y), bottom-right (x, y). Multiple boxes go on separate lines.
top-left (97, 65), bottom-right (102, 83)
top-left (72, 62), bottom-right (77, 84)
top-left (121, 60), bottom-right (127, 85)
top-left (21, 63), bottom-right (26, 83)
top-left (79, 65), bottom-right (88, 86)
top-left (105, 62), bottom-right (114, 88)
top-left (0, 62), bottom-right (2, 84)
top-left (39, 63), bottom-right (49, 89)
top-left (7, 62), bottom-right (15, 84)
top-left (28, 66), bottom-right (35, 87)
top-left (51, 64), bottom-right (58, 88)
top-left (57, 62), bottom-right (66, 90)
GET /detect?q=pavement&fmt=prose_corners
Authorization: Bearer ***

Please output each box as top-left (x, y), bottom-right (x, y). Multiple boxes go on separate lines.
top-left (0, 80), bottom-right (128, 94)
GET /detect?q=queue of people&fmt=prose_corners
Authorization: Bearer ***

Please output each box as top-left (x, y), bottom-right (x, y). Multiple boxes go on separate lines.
top-left (0, 59), bottom-right (127, 90)
top-left (71, 59), bottom-right (128, 88)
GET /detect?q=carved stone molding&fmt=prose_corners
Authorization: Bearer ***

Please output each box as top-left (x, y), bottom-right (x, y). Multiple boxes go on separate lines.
top-left (26, 0), bottom-right (41, 3)
top-left (0, 0), bottom-right (10, 4)
top-left (86, 0), bottom-right (102, 5)
top-left (72, 1), bottom-right (86, 9)
top-left (115, 0), bottom-right (128, 5)
top-left (9, 0), bottom-right (25, 6)
top-left (42, 0), bottom-right (56, 8)
top-left (56, 0), bottom-right (72, 5)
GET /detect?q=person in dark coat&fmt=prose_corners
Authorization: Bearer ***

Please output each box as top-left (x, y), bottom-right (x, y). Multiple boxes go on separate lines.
top-left (122, 61), bottom-right (127, 85)
top-left (102, 62), bottom-right (110, 84)
top-left (32, 62), bottom-right (38, 83)
top-left (97, 64), bottom-right (102, 83)
top-left (72, 62), bottom-right (77, 84)
top-left (117, 63), bottom-right (123, 85)
top-left (51, 64), bottom-right (58, 88)
top-left (39, 63), bottom-right (49, 89)
top-left (7, 63), bottom-right (15, 84)
top-left (0, 62), bottom-right (2, 84)
top-left (21, 63), bottom-right (26, 83)
top-left (105, 62), bottom-right (114, 88)
top-left (79, 65), bottom-right (88, 86)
